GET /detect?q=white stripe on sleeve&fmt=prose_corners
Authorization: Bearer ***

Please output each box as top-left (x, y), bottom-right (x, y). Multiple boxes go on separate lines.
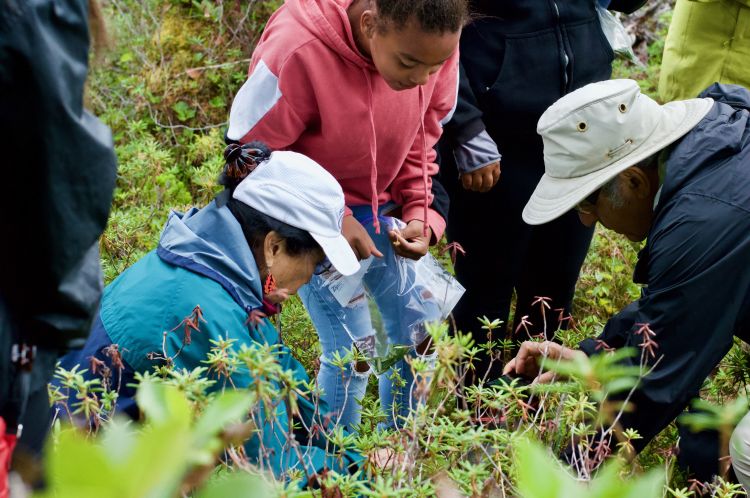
top-left (439, 72), bottom-right (460, 127)
top-left (227, 60), bottom-right (283, 141)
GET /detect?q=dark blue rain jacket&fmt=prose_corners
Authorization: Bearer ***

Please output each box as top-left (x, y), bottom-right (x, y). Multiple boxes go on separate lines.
top-left (580, 84), bottom-right (750, 450)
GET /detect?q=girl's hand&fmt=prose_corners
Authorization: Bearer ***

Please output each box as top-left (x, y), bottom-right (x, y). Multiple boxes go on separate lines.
top-left (461, 161), bottom-right (500, 192)
top-left (503, 340), bottom-right (585, 384)
top-left (389, 220), bottom-right (431, 260)
top-left (342, 215), bottom-right (383, 260)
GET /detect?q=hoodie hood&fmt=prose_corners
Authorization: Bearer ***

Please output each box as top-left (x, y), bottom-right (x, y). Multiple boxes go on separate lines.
top-left (157, 199), bottom-right (263, 312)
top-left (287, 0), bottom-right (373, 70)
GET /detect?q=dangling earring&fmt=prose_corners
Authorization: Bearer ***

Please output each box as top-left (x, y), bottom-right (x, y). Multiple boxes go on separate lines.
top-left (264, 272), bottom-right (277, 295)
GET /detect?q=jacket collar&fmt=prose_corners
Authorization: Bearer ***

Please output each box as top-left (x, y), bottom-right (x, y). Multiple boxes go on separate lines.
top-left (157, 198), bottom-right (264, 312)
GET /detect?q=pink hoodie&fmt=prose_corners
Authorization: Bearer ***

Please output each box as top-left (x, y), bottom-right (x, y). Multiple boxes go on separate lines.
top-left (226, 0), bottom-right (459, 239)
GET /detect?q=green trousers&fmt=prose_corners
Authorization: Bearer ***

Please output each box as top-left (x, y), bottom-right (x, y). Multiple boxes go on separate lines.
top-left (660, 0), bottom-right (750, 101)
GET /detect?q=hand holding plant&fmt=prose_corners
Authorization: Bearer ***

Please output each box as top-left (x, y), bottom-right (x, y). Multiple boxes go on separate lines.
top-left (503, 340), bottom-right (586, 384)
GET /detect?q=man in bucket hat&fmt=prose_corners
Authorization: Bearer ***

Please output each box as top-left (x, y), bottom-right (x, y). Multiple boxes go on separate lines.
top-left (504, 79), bottom-right (750, 482)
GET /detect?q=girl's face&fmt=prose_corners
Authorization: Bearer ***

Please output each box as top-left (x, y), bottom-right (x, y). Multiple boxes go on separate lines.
top-left (365, 17), bottom-right (460, 91)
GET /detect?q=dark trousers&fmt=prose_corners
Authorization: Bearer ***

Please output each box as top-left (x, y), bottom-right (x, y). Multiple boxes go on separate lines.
top-left (676, 399), bottom-right (737, 483)
top-left (439, 140), bottom-right (594, 381)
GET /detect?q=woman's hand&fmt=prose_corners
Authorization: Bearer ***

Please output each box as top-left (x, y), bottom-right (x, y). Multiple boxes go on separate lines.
top-left (389, 220), bottom-right (431, 260)
top-left (307, 470), bottom-right (344, 497)
top-left (503, 340), bottom-right (585, 384)
top-left (342, 215), bottom-right (383, 260)
top-left (264, 288), bottom-right (290, 305)
top-left (461, 162), bottom-right (500, 192)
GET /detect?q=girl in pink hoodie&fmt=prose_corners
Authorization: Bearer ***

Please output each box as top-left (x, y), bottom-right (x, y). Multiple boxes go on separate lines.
top-left (227, 0), bottom-right (466, 430)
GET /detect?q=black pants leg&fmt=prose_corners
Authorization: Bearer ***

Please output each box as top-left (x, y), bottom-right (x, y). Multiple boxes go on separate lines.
top-left (676, 399), bottom-right (739, 483)
top-left (441, 143), bottom-right (594, 382)
top-left (514, 209), bottom-right (594, 338)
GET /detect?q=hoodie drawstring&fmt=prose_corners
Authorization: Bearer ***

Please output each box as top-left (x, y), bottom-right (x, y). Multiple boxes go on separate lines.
top-left (362, 71), bottom-right (430, 237)
top-left (363, 69), bottom-right (381, 234)
top-left (419, 87), bottom-right (429, 238)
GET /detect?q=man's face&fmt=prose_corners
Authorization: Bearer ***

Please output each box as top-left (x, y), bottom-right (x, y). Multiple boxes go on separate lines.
top-left (575, 164), bottom-right (658, 242)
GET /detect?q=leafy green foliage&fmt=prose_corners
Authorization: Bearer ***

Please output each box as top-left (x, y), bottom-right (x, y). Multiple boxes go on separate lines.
top-left (515, 437), bottom-right (665, 498)
top-left (49, 0), bottom-right (750, 496)
top-left (681, 398), bottom-right (749, 436)
top-left (37, 382), bottom-right (268, 498)
top-left (90, 0), bottom-right (282, 284)
top-left (612, 8), bottom-right (673, 98)
top-left (48, 306), bottom-right (750, 497)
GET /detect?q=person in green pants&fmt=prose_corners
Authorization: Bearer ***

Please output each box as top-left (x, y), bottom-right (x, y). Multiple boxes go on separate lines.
top-left (660, 0), bottom-right (750, 101)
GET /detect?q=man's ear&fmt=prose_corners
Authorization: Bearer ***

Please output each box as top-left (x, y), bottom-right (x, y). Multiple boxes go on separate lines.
top-left (620, 166), bottom-right (652, 200)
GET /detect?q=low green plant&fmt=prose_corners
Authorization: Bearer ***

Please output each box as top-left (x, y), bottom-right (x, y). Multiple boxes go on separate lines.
top-left (39, 381), bottom-right (269, 498)
top-left (515, 437), bottom-right (664, 498)
top-left (55, 0), bottom-right (750, 495)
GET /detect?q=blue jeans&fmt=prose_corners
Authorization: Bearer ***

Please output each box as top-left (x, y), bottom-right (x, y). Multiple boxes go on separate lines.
top-left (299, 212), bottom-right (440, 430)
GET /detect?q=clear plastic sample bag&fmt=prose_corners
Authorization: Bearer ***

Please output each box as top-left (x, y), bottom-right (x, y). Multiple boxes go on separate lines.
top-left (318, 216), bottom-right (465, 373)
top-left (596, 5), bottom-right (642, 66)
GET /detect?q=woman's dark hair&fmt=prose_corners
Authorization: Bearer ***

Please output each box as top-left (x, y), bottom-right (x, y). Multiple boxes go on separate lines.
top-left (220, 141), bottom-right (320, 257)
top-left (374, 0), bottom-right (469, 33)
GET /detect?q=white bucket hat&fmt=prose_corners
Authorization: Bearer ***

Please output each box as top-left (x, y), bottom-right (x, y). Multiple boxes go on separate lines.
top-left (523, 79), bottom-right (714, 225)
top-left (232, 150), bottom-right (360, 276)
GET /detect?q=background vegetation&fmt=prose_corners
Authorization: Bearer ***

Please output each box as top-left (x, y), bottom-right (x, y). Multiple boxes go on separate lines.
top-left (39, 1), bottom-right (750, 496)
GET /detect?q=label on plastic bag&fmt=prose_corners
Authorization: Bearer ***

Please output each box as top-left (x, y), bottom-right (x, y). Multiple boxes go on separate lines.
top-left (323, 256), bottom-right (374, 307)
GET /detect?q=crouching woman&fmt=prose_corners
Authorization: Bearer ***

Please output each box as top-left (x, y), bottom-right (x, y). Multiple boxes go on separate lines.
top-left (54, 143), bottom-right (360, 480)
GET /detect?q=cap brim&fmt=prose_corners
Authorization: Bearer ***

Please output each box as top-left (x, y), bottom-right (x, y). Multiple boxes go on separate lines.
top-left (310, 232), bottom-right (360, 276)
top-left (523, 97), bottom-right (714, 225)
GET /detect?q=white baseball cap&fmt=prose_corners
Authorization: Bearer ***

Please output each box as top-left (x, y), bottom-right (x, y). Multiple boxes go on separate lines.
top-left (232, 151), bottom-right (359, 276)
top-left (523, 79), bottom-right (714, 225)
